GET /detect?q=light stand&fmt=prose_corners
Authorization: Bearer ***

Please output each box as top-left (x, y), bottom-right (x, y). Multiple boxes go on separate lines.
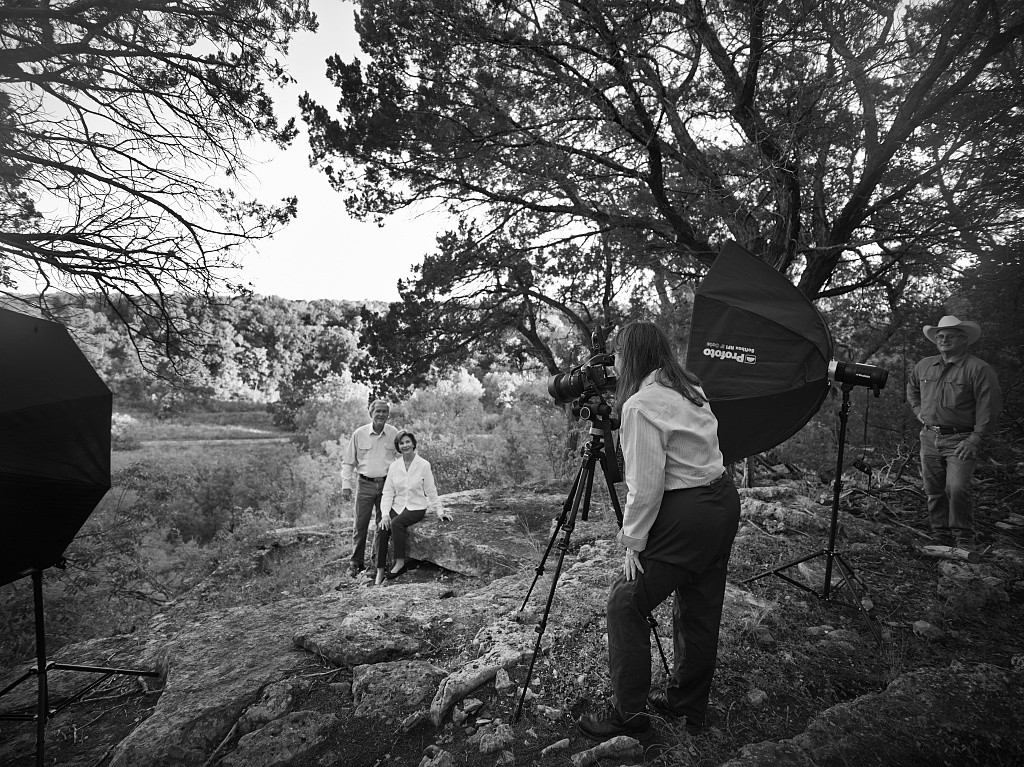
top-left (0, 565), bottom-right (160, 767)
top-left (741, 383), bottom-right (882, 645)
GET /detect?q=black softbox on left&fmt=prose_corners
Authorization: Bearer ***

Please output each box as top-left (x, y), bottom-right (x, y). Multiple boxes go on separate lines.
top-left (0, 308), bottom-right (112, 586)
top-left (686, 241), bottom-right (833, 464)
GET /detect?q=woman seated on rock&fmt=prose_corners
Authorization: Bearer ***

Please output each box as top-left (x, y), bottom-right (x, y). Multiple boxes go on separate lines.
top-left (375, 430), bottom-right (452, 585)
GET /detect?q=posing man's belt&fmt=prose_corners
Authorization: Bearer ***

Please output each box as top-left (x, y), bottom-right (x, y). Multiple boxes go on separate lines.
top-left (359, 473), bottom-right (386, 482)
top-left (924, 425), bottom-right (973, 435)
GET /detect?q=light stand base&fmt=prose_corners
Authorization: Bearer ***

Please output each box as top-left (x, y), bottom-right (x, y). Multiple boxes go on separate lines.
top-left (741, 384), bottom-right (883, 646)
top-left (0, 568), bottom-right (160, 767)
top-left (741, 548), bottom-right (882, 645)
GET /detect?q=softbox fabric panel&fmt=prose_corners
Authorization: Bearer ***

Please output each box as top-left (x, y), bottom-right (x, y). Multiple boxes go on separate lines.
top-left (0, 308), bottom-right (112, 585)
top-left (687, 241), bottom-right (833, 464)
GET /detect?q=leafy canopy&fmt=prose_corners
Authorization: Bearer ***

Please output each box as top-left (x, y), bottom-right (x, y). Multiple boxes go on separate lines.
top-left (304, 0), bottom-right (1024, 378)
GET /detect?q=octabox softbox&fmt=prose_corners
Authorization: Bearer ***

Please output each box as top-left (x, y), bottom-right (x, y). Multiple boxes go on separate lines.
top-left (0, 308), bottom-right (112, 586)
top-left (686, 241), bottom-right (833, 464)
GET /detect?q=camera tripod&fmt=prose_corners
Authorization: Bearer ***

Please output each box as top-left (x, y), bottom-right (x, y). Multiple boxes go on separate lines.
top-left (512, 402), bottom-right (671, 723)
top-left (741, 383), bottom-right (882, 645)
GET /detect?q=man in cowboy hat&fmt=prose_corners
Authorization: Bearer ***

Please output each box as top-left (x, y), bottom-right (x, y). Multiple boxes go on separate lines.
top-left (907, 316), bottom-right (1002, 550)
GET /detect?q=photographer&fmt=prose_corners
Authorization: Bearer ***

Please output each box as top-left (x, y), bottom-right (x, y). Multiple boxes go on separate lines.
top-left (578, 321), bottom-right (740, 741)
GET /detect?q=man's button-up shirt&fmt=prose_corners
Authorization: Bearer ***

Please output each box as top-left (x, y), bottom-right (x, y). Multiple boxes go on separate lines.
top-left (341, 422), bottom-right (400, 491)
top-left (907, 353), bottom-right (1002, 443)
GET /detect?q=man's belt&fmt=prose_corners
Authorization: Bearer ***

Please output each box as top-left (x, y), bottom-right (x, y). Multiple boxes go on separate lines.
top-left (359, 473), bottom-right (386, 482)
top-left (925, 425), bottom-right (973, 435)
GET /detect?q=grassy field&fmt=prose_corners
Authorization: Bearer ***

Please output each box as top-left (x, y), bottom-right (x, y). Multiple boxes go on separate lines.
top-left (112, 405), bottom-right (286, 444)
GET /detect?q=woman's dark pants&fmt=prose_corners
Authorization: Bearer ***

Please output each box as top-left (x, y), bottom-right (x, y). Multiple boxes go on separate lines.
top-left (376, 507), bottom-right (426, 568)
top-left (606, 477), bottom-right (740, 724)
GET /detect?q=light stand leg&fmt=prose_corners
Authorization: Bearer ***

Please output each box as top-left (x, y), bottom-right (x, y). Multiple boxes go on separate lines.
top-left (741, 385), bottom-right (881, 645)
top-left (0, 569), bottom-right (160, 766)
top-left (34, 570), bottom-right (48, 767)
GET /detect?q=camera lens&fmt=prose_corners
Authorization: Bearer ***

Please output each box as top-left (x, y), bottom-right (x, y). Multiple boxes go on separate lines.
top-left (547, 370), bottom-right (587, 404)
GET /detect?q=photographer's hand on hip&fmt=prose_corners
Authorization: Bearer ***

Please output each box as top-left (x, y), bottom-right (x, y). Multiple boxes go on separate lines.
top-left (623, 548), bottom-right (644, 581)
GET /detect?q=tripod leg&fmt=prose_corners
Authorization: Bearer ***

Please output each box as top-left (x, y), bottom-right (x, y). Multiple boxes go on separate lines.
top-left (599, 451), bottom-right (624, 528)
top-left (513, 451), bottom-right (599, 723)
top-left (519, 460), bottom-right (586, 612)
top-left (643, 611), bottom-right (672, 680)
top-left (513, 545), bottom-right (572, 724)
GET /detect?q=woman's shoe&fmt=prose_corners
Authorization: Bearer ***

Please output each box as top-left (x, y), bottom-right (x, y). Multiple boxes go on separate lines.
top-left (386, 564), bottom-right (408, 580)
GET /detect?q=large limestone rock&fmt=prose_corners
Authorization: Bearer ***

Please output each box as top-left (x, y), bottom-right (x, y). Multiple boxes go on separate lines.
top-left (220, 710), bottom-right (338, 767)
top-left (86, 536), bottom-right (768, 767)
top-left (352, 660), bottom-right (448, 721)
top-left (102, 584), bottom-right (480, 767)
top-left (718, 662), bottom-right (1024, 766)
top-left (405, 488), bottom-right (570, 576)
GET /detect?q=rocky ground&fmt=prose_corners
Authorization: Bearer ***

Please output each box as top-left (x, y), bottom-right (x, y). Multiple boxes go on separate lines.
top-left (1, 471), bottom-right (1022, 767)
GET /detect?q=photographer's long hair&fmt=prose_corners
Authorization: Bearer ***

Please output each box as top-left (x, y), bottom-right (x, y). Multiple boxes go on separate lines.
top-left (613, 321), bottom-right (706, 413)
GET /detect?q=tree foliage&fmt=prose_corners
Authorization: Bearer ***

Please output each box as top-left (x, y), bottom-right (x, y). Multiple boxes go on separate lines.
top-left (304, 0), bottom-right (1024, 372)
top-left (46, 293), bottom-right (367, 420)
top-left (0, 0), bottom-right (316, 349)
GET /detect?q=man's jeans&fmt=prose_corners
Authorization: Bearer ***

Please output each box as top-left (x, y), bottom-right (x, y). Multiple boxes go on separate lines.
top-left (920, 428), bottom-right (977, 541)
top-left (351, 476), bottom-right (385, 567)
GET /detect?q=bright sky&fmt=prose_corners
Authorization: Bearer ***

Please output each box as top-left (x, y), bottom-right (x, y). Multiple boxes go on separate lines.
top-left (236, 0), bottom-right (451, 303)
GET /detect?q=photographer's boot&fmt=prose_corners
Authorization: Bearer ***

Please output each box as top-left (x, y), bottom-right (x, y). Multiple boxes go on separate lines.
top-left (577, 705), bottom-right (650, 742)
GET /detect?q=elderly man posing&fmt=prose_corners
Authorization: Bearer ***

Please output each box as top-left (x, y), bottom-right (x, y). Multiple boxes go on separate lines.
top-left (907, 316), bottom-right (1002, 550)
top-left (341, 400), bottom-right (399, 577)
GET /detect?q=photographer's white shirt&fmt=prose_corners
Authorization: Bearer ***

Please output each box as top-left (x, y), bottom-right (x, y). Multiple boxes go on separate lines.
top-left (618, 370), bottom-right (725, 552)
top-left (381, 454), bottom-right (444, 516)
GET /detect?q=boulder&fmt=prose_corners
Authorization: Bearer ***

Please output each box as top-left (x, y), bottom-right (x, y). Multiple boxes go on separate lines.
top-left (106, 586), bottom-right (466, 767)
top-left (405, 489), bottom-right (569, 576)
top-left (352, 659), bottom-right (448, 721)
top-left (936, 561), bottom-right (1008, 616)
top-left (220, 710), bottom-right (337, 767)
top-left (718, 662), bottom-right (1024, 767)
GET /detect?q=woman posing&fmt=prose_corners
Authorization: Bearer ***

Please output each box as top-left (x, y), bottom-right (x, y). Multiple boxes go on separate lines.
top-left (578, 321), bottom-right (741, 742)
top-left (375, 430), bottom-right (451, 585)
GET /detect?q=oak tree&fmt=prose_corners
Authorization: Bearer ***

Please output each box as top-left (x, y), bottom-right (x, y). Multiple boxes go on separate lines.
top-left (304, 0), bottom-right (1024, 373)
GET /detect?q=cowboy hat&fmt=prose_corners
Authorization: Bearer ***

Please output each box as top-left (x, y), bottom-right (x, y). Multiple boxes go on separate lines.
top-left (923, 315), bottom-right (982, 345)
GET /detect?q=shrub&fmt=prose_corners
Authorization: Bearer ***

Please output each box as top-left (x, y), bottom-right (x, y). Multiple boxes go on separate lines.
top-left (416, 433), bottom-right (496, 493)
top-left (111, 412), bottom-right (142, 451)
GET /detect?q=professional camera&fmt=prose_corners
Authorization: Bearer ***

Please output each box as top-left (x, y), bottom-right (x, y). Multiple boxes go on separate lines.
top-left (547, 331), bottom-right (617, 405)
top-left (829, 360), bottom-right (888, 397)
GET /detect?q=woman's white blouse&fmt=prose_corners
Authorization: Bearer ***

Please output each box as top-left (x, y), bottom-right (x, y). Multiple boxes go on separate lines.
top-left (381, 454), bottom-right (444, 515)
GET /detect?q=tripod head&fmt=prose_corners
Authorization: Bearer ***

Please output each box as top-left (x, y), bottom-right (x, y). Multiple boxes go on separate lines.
top-left (569, 391), bottom-right (622, 496)
top-left (571, 390), bottom-right (619, 431)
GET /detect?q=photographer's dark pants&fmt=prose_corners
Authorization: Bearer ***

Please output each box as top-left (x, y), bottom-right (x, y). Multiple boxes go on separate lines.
top-left (606, 474), bottom-right (740, 725)
top-left (376, 507), bottom-right (426, 568)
